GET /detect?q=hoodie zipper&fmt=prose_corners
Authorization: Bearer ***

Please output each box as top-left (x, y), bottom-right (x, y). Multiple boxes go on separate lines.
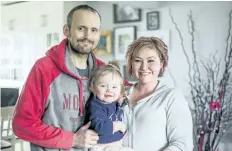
top-left (128, 105), bottom-right (134, 148)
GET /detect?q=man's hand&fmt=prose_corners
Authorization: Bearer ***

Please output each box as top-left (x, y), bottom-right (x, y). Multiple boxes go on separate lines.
top-left (72, 122), bottom-right (99, 148)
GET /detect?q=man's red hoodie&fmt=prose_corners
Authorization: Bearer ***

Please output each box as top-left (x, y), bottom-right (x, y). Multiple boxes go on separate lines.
top-left (12, 39), bottom-right (104, 150)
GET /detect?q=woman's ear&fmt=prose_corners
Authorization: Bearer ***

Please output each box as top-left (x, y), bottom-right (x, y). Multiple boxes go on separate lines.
top-left (160, 61), bottom-right (164, 68)
top-left (63, 24), bottom-right (70, 38)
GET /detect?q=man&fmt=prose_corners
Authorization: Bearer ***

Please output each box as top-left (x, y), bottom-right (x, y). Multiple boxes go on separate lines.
top-left (12, 5), bottom-right (104, 151)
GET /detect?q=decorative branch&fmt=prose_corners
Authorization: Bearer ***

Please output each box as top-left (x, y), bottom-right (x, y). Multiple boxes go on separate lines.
top-left (225, 10), bottom-right (232, 63)
top-left (169, 8), bottom-right (232, 151)
top-left (169, 8), bottom-right (193, 85)
top-left (167, 68), bottom-right (177, 87)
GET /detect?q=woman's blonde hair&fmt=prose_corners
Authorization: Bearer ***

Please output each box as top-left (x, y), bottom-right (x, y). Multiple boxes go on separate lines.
top-left (125, 36), bottom-right (168, 77)
top-left (89, 60), bottom-right (125, 95)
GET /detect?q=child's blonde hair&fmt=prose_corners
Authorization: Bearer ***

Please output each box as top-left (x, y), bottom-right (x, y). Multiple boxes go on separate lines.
top-left (89, 60), bottom-right (125, 96)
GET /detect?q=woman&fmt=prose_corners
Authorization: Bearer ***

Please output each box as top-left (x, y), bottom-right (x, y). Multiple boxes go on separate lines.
top-left (122, 37), bottom-right (193, 151)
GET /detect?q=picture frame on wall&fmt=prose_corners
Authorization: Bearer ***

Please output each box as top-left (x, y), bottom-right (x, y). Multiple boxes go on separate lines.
top-left (113, 4), bottom-right (141, 23)
top-left (147, 11), bottom-right (160, 30)
top-left (114, 26), bottom-right (136, 60)
top-left (94, 31), bottom-right (112, 55)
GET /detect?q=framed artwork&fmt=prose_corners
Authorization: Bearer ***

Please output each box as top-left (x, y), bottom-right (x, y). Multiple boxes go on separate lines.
top-left (147, 11), bottom-right (160, 30)
top-left (113, 4), bottom-right (141, 23)
top-left (114, 26), bottom-right (136, 60)
top-left (95, 31), bottom-right (112, 55)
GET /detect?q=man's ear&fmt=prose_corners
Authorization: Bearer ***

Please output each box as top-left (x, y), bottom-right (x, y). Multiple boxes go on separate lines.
top-left (63, 24), bottom-right (70, 38)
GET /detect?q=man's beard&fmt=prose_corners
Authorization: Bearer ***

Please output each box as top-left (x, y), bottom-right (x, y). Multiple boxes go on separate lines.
top-left (70, 39), bottom-right (96, 55)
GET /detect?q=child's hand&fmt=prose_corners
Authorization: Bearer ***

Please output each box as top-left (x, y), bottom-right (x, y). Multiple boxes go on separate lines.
top-left (119, 122), bottom-right (126, 133)
top-left (113, 121), bottom-right (126, 133)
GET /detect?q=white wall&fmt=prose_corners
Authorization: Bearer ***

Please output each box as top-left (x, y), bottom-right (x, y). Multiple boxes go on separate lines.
top-left (63, 1), bottom-right (87, 25)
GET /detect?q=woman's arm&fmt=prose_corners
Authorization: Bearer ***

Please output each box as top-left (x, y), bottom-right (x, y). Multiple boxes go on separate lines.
top-left (164, 90), bottom-right (194, 151)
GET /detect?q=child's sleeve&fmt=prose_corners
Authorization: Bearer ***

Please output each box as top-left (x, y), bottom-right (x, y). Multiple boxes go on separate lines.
top-left (89, 103), bottom-right (114, 135)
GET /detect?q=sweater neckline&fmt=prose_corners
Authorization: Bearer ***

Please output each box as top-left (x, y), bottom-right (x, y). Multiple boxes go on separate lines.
top-left (126, 80), bottom-right (162, 105)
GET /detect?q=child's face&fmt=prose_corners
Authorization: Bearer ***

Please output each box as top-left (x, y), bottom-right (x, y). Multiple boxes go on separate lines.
top-left (95, 72), bottom-right (122, 104)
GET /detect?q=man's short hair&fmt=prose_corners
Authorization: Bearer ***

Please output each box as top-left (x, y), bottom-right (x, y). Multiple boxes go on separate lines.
top-left (67, 5), bottom-right (101, 29)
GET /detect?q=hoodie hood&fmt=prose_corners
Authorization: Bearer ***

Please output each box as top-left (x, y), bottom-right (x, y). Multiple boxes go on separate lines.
top-left (46, 38), bottom-right (104, 78)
